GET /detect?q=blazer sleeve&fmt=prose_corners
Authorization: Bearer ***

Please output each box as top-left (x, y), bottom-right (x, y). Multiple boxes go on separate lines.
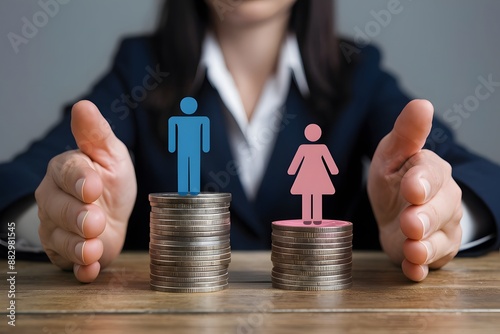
top-left (0, 36), bottom-right (155, 220)
top-left (355, 44), bottom-right (500, 256)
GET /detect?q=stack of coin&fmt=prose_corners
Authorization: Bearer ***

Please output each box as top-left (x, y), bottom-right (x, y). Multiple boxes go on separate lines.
top-left (271, 220), bottom-right (353, 291)
top-left (148, 193), bottom-right (232, 293)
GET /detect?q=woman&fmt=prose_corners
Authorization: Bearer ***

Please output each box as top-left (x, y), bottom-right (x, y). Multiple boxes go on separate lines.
top-left (287, 123), bottom-right (339, 223)
top-left (1, 0), bottom-right (499, 283)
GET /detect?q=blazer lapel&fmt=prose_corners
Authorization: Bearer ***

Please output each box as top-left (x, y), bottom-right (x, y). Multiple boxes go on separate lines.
top-left (254, 82), bottom-right (321, 234)
top-left (197, 80), bottom-right (263, 236)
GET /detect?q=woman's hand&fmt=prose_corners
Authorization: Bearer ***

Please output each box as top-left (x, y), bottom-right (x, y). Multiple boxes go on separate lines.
top-left (35, 100), bottom-right (137, 283)
top-left (368, 100), bottom-right (463, 281)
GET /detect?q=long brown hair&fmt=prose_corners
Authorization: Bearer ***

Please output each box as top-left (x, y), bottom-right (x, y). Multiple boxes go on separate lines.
top-left (147, 0), bottom-right (352, 143)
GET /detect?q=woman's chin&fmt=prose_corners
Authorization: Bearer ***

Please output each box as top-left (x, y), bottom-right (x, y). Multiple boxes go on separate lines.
top-left (210, 0), bottom-right (296, 27)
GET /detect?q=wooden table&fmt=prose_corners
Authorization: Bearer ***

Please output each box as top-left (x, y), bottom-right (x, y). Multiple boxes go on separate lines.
top-left (3, 251), bottom-right (500, 333)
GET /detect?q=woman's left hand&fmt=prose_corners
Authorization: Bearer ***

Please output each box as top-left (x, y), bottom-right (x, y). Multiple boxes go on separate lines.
top-left (368, 99), bottom-right (463, 281)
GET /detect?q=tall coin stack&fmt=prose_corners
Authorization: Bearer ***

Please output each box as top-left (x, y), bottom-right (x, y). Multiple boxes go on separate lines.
top-left (148, 193), bottom-right (232, 293)
top-left (271, 220), bottom-right (353, 291)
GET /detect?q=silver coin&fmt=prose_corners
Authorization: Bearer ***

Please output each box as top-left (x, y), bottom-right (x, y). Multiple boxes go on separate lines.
top-left (150, 278), bottom-right (228, 287)
top-left (150, 240), bottom-right (231, 248)
top-left (271, 251), bottom-right (352, 261)
top-left (272, 222), bottom-right (352, 233)
top-left (150, 228), bottom-right (230, 238)
top-left (272, 276), bottom-right (352, 287)
top-left (271, 256), bottom-right (351, 266)
top-left (150, 212), bottom-right (231, 220)
top-left (272, 281), bottom-right (352, 291)
top-left (150, 223), bottom-right (230, 232)
top-left (150, 250), bottom-right (231, 259)
top-left (150, 273), bottom-right (229, 283)
top-left (151, 206), bottom-right (229, 214)
top-left (150, 257), bottom-right (231, 267)
top-left (150, 281), bottom-right (229, 290)
top-left (271, 234), bottom-right (352, 244)
top-left (271, 230), bottom-right (353, 238)
top-left (149, 192), bottom-right (232, 203)
top-left (272, 276), bottom-right (352, 286)
top-left (272, 241), bottom-right (352, 249)
top-left (149, 222), bottom-right (231, 232)
top-left (272, 261), bottom-right (352, 272)
top-left (272, 234), bottom-right (353, 243)
top-left (150, 234), bottom-right (230, 242)
top-left (150, 283), bottom-right (228, 293)
top-left (150, 252), bottom-right (231, 262)
top-left (150, 238), bottom-right (231, 245)
top-left (149, 246), bottom-right (231, 256)
top-left (271, 269), bottom-right (352, 282)
top-left (272, 266), bottom-right (351, 277)
top-left (150, 268), bottom-right (228, 277)
top-left (150, 263), bottom-right (228, 272)
top-left (149, 241), bottom-right (231, 251)
top-left (271, 244), bottom-right (352, 255)
top-left (150, 203), bottom-right (230, 210)
top-left (150, 276), bottom-right (229, 283)
top-left (150, 217), bottom-right (231, 226)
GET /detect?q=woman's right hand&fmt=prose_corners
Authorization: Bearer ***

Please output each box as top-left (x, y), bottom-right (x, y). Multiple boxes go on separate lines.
top-left (35, 100), bottom-right (137, 283)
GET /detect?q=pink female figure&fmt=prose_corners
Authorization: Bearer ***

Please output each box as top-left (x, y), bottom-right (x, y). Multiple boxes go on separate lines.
top-left (288, 124), bottom-right (339, 225)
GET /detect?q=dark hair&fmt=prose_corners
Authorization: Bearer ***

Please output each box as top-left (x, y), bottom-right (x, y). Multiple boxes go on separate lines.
top-left (147, 0), bottom-right (352, 143)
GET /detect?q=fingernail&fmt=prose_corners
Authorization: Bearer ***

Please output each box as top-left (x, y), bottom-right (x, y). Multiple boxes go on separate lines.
top-left (418, 213), bottom-right (430, 238)
top-left (77, 211), bottom-right (89, 235)
top-left (73, 264), bottom-right (81, 276)
top-left (420, 240), bottom-right (433, 263)
top-left (75, 178), bottom-right (86, 202)
top-left (419, 178), bottom-right (431, 201)
top-left (75, 241), bottom-right (86, 264)
top-left (417, 264), bottom-right (428, 282)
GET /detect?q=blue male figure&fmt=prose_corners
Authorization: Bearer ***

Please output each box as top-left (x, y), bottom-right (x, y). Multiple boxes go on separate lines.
top-left (168, 97), bottom-right (210, 195)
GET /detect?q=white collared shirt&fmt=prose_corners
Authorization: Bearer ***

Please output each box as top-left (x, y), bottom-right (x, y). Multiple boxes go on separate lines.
top-left (201, 32), bottom-right (309, 200)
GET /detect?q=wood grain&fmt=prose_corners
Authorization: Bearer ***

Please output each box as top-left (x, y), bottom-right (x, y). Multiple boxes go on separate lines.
top-left (14, 313), bottom-right (500, 334)
top-left (2, 251), bottom-right (500, 333)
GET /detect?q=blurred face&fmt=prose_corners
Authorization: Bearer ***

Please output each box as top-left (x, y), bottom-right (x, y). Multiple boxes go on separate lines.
top-left (206, 0), bottom-right (297, 27)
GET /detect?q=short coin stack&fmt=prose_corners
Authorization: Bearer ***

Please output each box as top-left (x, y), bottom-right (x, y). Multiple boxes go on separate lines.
top-left (271, 220), bottom-right (353, 291)
top-left (148, 193), bottom-right (232, 293)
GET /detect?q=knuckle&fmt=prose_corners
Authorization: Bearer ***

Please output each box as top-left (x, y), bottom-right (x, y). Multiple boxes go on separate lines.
top-left (59, 155), bottom-right (84, 192)
top-left (455, 222), bottom-right (463, 244)
top-left (59, 233), bottom-right (75, 263)
top-left (454, 204), bottom-right (464, 224)
top-left (60, 158), bottom-right (78, 191)
top-left (38, 221), bottom-right (50, 247)
top-left (408, 151), bottom-right (426, 167)
top-left (37, 205), bottom-right (49, 225)
top-left (59, 200), bottom-right (72, 230)
top-left (48, 151), bottom-right (84, 192)
top-left (35, 174), bottom-right (52, 205)
top-left (48, 155), bottom-right (65, 175)
top-left (428, 203), bottom-right (440, 227)
top-left (48, 228), bottom-right (75, 264)
top-left (442, 160), bottom-right (452, 176)
top-left (34, 182), bottom-right (43, 203)
top-left (449, 183), bottom-right (463, 223)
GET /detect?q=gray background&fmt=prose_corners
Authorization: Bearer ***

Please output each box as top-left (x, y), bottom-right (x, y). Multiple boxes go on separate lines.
top-left (1, 0), bottom-right (499, 164)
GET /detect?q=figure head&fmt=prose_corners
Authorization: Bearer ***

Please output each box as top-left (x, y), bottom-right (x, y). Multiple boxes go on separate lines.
top-left (304, 124), bottom-right (321, 142)
top-left (180, 97), bottom-right (198, 115)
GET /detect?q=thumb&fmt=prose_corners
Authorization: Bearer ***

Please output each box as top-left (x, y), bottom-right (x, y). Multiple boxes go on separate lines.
top-left (71, 100), bottom-right (123, 167)
top-left (376, 99), bottom-right (434, 172)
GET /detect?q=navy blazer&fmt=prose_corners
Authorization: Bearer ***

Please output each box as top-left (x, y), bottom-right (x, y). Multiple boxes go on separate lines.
top-left (1, 36), bottom-right (499, 256)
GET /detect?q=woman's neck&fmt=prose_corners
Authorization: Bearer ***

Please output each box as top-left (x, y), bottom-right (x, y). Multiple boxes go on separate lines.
top-left (212, 15), bottom-right (290, 120)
